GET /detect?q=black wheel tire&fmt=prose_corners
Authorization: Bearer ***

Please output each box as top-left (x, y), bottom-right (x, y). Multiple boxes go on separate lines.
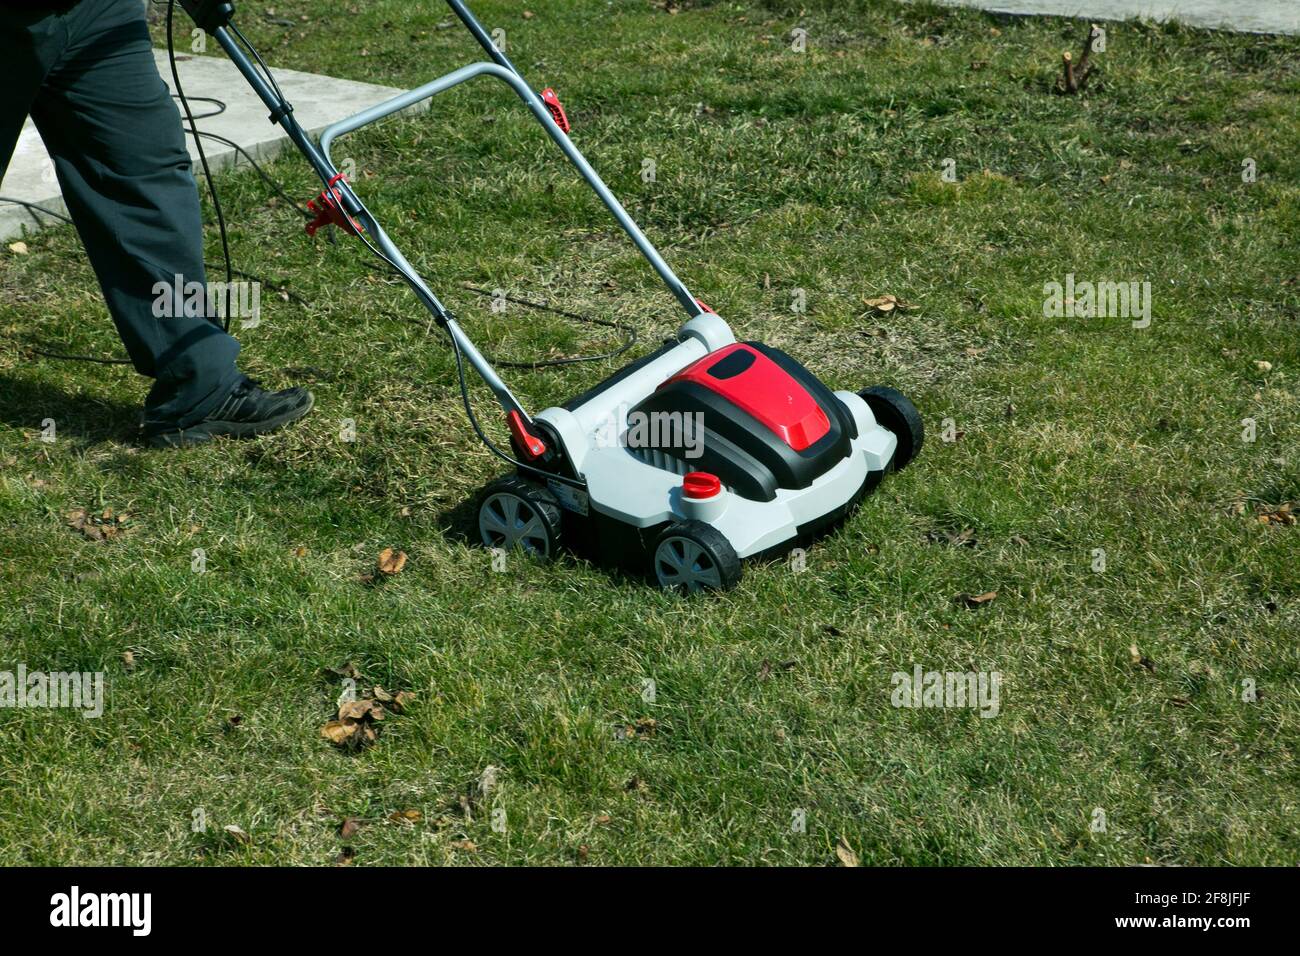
top-left (477, 475), bottom-right (563, 560)
top-left (859, 385), bottom-right (924, 471)
top-left (651, 520), bottom-right (742, 594)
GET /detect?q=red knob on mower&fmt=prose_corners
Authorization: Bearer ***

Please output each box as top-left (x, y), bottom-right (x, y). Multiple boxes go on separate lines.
top-left (683, 472), bottom-right (721, 499)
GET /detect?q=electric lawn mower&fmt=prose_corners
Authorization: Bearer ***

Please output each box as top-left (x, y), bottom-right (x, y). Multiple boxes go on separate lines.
top-left (179, 0), bottom-right (924, 593)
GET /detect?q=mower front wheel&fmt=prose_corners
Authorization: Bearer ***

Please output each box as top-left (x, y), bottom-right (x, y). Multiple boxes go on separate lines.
top-left (651, 521), bottom-right (742, 594)
top-left (477, 476), bottom-right (562, 560)
top-left (859, 385), bottom-right (924, 471)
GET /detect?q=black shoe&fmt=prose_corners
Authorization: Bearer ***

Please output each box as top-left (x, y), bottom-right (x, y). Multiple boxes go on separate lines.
top-left (145, 377), bottom-right (315, 449)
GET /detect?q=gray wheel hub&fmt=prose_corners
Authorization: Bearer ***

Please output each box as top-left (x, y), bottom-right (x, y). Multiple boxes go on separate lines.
top-left (654, 535), bottom-right (723, 592)
top-left (479, 492), bottom-right (551, 557)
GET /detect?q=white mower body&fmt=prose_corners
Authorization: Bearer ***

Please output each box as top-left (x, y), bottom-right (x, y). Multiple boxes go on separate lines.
top-left (535, 314), bottom-right (898, 559)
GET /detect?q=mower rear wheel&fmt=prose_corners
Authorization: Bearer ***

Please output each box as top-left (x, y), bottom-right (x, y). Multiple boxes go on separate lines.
top-left (859, 385), bottom-right (924, 470)
top-left (477, 476), bottom-right (562, 560)
top-left (652, 521), bottom-right (742, 594)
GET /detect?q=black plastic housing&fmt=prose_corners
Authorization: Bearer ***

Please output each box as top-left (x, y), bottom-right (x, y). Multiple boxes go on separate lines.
top-left (627, 342), bottom-right (856, 502)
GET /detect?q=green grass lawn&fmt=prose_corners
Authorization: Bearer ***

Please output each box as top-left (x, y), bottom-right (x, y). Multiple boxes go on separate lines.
top-left (1, 0), bottom-right (1297, 865)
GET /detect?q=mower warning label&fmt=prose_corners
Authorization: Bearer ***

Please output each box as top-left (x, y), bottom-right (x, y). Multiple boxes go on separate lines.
top-left (548, 480), bottom-right (590, 516)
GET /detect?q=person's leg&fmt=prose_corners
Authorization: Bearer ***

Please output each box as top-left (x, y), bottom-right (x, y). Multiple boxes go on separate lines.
top-left (0, 6), bottom-right (65, 197)
top-left (28, 0), bottom-right (242, 429)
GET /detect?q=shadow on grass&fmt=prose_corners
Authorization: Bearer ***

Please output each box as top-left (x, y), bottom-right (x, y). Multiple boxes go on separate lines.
top-left (0, 373), bottom-right (139, 447)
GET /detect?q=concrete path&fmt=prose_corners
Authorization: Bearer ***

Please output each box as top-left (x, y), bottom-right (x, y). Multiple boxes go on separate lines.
top-left (935, 0), bottom-right (1300, 35)
top-left (1, 51), bottom-right (422, 241)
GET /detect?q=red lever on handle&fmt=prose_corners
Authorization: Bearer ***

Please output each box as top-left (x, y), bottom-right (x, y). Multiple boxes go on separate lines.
top-left (540, 88), bottom-right (570, 134)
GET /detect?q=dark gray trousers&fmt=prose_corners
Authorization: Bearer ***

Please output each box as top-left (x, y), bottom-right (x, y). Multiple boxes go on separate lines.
top-left (1, 0), bottom-right (241, 427)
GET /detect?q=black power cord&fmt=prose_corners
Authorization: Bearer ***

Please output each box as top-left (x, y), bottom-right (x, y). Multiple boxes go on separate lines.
top-left (167, 0), bottom-right (233, 332)
top-left (457, 284), bottom-right (637, 369)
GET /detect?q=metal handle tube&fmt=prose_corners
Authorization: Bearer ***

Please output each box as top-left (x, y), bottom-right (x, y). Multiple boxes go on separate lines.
top-left (319, 62), bottom-right (497, 160)
top-left (444, 0), bottom-right (521, 76)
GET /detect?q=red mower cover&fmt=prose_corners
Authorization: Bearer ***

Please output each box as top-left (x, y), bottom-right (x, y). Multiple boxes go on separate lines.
top-left (661, 343), bottom-right (831, 451)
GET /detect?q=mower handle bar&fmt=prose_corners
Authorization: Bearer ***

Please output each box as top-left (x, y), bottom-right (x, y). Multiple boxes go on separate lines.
top-left (316, 62), bottom-right (700, 319)
top-left (203, 21), bottom-right (536, 422)
top-left (191, 0), bottom-right (703, 427)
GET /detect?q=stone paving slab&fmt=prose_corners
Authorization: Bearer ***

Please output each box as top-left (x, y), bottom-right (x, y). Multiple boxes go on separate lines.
top-left (934, 0), bottom-right (1299, 36)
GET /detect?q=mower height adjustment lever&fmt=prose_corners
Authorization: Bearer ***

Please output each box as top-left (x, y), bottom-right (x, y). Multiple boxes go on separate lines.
top-left (305, 172), bottom-right (364, 237)
top-left (507, 410), bottom-right (548, 461)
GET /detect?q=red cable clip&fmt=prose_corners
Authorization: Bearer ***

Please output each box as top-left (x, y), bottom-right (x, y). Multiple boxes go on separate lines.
top-left (305, 172), bottom-right (364, 237)
top-left (694, 299), bottom-right (716, 314)
top-left (540, 88), bottom-right (570, 134)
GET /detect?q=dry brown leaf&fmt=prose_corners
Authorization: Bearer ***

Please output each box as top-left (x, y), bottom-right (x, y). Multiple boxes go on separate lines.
top-left (957, 590), bottom-right (998, 608)
top-left (333, 847), bottom-right (356, 866)
top-left (449, 839), bottom-right (477, 852)
top-left (122, 650), bottom-right (136, 672)
top-left (372, 685), bottom-right (393, 703)
top-left (388, 809), bottom-right (422, 824)
top-left (320, 719), bottom-right (355, 745)
top-left (8, 241), bottom-right (28, 255)
top-left (320, 718), bottom-right (377, 749)
top-left (836, 836), bottom-right (860, 867)
top-left (1129, 644), bottom-right (1156, 672)
top-left (389, 690), bottom-right (416, 714)
top-left (65, 506), bottom-right (128, 542)
top-left (1256, 503), bottom-right (1296, 526)
top-left (376, 547), bottom-right (407, 575)
top-left (339, 817), bottom-right (362, 839)
top-left (223, 824), bottom-right (251, 845)
top-left (338, 698), bottom-right (384, 722)
top-left (862, 293), bottom-right (916, 315)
